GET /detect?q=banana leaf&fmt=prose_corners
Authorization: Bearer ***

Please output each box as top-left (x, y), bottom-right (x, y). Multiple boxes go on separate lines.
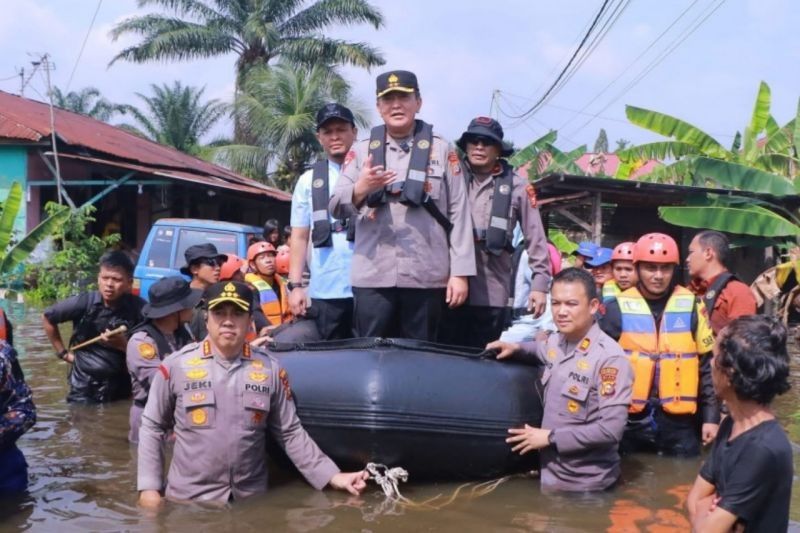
top-left (544, 143), bottom-right (586, 175)
top-left (510, 130), bottom-right (557, 168)
top-left (635, 157), bottom-right (696, 185)
top-left (743, 81), bottom-right (771, 159)
top-left (0, 182), bottom-right (22, 253)
top-left (0, 205), bottom-right (71, 275)
top-left (659, 205), bottom-right (800, 238)
top-left (616, 141), bottom-right (698, 163)
top-left (693, 157), bottom-right (796, 195)
top-left (794, 97), bottom-right (800, 159)
top-left (625, 106), bottom-right (728, 159)
top-left (764, 118), bottom-right (796, 153)
top-left (548, 229), bottom-right (578, 255)
top-left (751, 153), bottom-right (800, 177)
top-left (730, 131), bottom-right (742, 153)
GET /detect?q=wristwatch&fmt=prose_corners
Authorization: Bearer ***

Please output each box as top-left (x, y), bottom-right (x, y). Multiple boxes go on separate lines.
top-left (286, 281), bottom-right (302, 291)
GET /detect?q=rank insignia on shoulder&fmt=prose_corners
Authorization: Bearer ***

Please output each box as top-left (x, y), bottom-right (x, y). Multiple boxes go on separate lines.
top-left (243, 343), bottom-right (251, 358)
top-left (186, 369), bottom-right (208, 380)
top-left (578, 338), bottom-right (591, 352)
top-left (138, 343), bottom-right (156, 360)
top-left (202, 340), bottom-right (212, 356)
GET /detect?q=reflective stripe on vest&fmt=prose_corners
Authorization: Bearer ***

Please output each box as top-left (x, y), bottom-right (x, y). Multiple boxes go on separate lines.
top-left (245, 274), bottom-right (288, 326)
top-left (602, 280), bottom-right (621, 304)
top-left (366, 120), bottom-right (433, 207)
top-left (617, 286), bottom-right (699, 415)
top-left (472, 161), bottom-right (514, 256)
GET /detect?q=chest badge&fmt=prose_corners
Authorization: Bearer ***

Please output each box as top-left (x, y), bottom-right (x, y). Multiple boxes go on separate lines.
top-left (191, 408), bottom-right (207, 425)
top-left (185, 357), bottom-right (206, 367)
top-left (138, 343), bottom-right (156, 360)
top-left (567, 399), bottom-right (580, 413)
top-left (186, 369), bottom-right (208, 380)
top-left (249, 371), bottom-right (268, 383)
top-left (416, 139), bottom-right (430, 149)
top-left (576, 359), bottom-right (590, 371)
top-left (312, 178), bottom-right (324, 188)
top-left (369, 140), bottom-right (382, 150)
top-left (190, 392), bottom-right (206, 403)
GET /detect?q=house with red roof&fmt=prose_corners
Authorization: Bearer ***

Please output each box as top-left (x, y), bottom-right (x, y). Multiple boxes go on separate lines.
top-left (0, 90), bottom-right (290, 251)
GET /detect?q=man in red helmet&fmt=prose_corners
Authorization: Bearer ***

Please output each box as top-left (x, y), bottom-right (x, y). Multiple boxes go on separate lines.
top-left (601, 242), bottom-right (638, 304)
top-left (599, 233), bottom-right (719, 456)
top-left (245, 242), bottom-right (292, 327)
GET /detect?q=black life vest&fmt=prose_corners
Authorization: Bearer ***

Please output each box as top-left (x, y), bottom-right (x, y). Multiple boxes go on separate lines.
top-left (701, 271), bottom-right (736, 316)
top-left (310, 160), bottom-right (355, 247)
top-left (471, 160), bottom-right (515, 255)
top-left (366, 120), bottom-right (434, 207)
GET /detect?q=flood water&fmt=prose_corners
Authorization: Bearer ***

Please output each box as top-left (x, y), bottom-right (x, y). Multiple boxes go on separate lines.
top-left (2, 303), bottom-right (799, 532)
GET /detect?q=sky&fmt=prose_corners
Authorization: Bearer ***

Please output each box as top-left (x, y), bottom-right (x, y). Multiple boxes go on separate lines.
top-left (1, 0), bottom-right (798, 154)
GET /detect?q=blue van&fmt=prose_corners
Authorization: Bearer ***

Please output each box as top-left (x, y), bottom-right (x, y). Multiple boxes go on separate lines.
top-left (133, 218), bottom-right (262, 301)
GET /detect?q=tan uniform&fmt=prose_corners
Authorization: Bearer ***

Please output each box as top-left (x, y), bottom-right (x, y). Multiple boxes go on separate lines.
top-left (329, 134), bottom-right (476, 288)
top-left (137, 340), bottom-right (339, 502)
top-left (466, 170), bottom-right (550, 306)
top-left (518, 322), bottom-right (633, 491)
top-left (126, 329), bottom-right (178, 443)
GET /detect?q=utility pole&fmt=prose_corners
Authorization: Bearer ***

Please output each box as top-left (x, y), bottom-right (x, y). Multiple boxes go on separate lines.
top-left (40, 54), bottom-right (65, 206)
top-left (18, 68), bottom-right (24, 96)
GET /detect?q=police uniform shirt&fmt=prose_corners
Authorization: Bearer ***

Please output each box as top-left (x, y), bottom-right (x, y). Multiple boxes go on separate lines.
top-left (466, 169), bottom-right (550, 307)
top-left (137, 340), bottom-right (339, 502)
top-left (519, 322), bottom-right (633, 491)
top-left (290, 161), bottom-right (355, 300)
top-left (126, 330), bottom-right (178, 442)
top-left (329, 133), bottom-right (476, 288)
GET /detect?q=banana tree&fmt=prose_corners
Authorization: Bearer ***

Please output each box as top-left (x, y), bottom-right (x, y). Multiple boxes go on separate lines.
top-left (0, 182), bottom-right (72, 284)
top-left (510, 130), bottom-right (586, 178)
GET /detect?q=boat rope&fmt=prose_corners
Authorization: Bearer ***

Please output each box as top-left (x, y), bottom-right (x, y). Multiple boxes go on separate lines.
top-left (365, 462), bottom-right (524, 511)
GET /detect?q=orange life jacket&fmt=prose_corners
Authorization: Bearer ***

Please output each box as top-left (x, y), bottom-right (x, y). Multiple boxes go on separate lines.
top-left (617, 286), bottom-right (699, 415)
top-left (245, 273), bottom-right (292, 326)
top-left (0, 308), bottom-right (8, 341)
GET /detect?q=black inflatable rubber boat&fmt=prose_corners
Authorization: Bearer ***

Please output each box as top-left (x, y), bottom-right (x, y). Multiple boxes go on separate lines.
top-left (270, 338), bottom-right (544, 481)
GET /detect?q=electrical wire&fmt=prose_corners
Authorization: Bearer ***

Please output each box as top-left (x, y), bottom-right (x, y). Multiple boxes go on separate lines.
top-left (65, 0), bottom-right (103, 92)
top-left (501, 0), bottom-right (614, 120)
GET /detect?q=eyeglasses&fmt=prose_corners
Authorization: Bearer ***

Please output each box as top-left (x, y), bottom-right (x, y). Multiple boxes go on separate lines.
top-left (466, 135), bottom-right (497, 147)
top-left (199, 258), bottom-right (222, 268)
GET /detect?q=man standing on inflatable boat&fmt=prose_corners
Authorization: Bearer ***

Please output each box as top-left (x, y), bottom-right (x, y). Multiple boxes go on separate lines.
top-left (488, 268), bottom-right (633, 492)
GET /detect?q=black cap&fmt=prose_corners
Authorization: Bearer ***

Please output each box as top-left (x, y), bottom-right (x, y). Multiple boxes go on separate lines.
top-left (204, 281), bottom-right (253, 313)
top-left (142, 276), bottom-right (202, 319)
top-left (376, 70), bottom-right (419, 98)
top-left (456, 116), bottom-right (513, 157)
top-left (180, 243), bottom-right (228, 276)
top-left (316, 103), bottom-right (355, 130)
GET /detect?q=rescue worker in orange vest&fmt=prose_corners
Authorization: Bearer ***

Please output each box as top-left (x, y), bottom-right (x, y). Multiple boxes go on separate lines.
top-left (599, 233), bottom-right (719, 456)
top-left (0, 307), bottom-right (13, 345)
top-left (244, 242), bottom-right (292, 327)
top-left (602, 242), bottom-right (637, 304)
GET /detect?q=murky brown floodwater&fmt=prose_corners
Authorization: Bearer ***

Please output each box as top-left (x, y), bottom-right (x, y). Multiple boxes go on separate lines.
top-left (1, 304), bottom-right (799, 532)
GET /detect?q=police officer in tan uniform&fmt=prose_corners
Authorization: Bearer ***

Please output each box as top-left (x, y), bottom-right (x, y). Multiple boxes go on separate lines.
top-left (488, 268), bottom-right (633, 492)
top-left (440, 117), bottom-right (550, 348)
top-left (329, 70), bottom-right (476, 341)
top-left (126, 276), bottom-right (200, 443)
top-left (137, 281), bottom-right (367, 506)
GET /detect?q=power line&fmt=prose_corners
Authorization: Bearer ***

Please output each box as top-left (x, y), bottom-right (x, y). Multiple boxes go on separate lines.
top-left (501, 0), bottom-right (614, 120)
top-left (498, 93), bottom-right (584, 148)
top-left (568, 0), bottom-right (728, 138)
top-left (66, 0), bottom-right (103, 92)
top-left (556, 0), bottom-right (701, 133)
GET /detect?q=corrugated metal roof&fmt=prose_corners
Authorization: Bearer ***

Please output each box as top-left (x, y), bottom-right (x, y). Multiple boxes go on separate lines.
top-left (0, 90), bottom-right (290, 201)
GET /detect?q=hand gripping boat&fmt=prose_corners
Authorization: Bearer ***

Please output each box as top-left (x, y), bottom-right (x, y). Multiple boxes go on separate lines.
top-left (269, 338), bottom-right (544, 480)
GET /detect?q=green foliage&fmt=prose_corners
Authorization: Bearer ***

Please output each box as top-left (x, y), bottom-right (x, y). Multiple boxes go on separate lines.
top-left (658, 205), bottom-right (800, 238)
top-left (509, 130), bottom-right (586, 179)
top-left (109, 0), bottom-right (385, 90)
top-left (212, 63), bottom-right (367, 188)
top-left (25, 204), bottom-right (120, 303)
top-left (51, 86), bottom-right (126, 122)
top-left (118, 82), bottom-right (227, 154)
top-left (548, 230), bottom-right (578, 255)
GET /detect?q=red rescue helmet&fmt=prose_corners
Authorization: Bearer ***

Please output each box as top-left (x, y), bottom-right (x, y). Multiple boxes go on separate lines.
top-left (612, 241), bottom-right (635, 262)
top-left (633, 233), bottom-right (679, 264)
top-left (219, 254), bottom-right (245, 281)
top-left (247, 241), bottom-right (276, 262)
top-left (276, 249), bottom-right (290, 276)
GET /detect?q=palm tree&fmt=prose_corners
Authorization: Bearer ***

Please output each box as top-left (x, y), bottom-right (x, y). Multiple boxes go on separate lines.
top-left (213, 63), bottom-right (368, 189)
top-left (118, 82), bottom-right (227, 154)
top-left (109, 0), bottom-right (385, 89)
top-left (51, 87), bottom-right (125, 122)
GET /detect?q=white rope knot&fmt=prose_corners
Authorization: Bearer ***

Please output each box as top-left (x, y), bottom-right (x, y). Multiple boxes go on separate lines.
top-left (365, 462), bottom-right (409, 500)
